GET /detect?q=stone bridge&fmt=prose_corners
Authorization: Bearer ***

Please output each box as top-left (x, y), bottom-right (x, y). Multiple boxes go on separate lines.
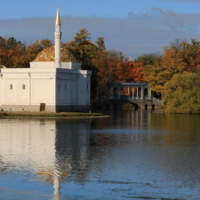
top-left (93, 96), bottom-right (163, 110)
top-left (93, 82), bottom-right (163, 110)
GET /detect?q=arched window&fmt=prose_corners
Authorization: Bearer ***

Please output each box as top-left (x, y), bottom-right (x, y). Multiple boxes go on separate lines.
top-left (22, 84), bottom-right (25, 89)
top-left (10, 84), bottom-right (12, 90)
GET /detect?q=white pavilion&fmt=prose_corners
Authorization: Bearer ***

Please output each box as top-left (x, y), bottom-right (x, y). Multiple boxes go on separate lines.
top-left (0, 9), bottom-right (92, 113)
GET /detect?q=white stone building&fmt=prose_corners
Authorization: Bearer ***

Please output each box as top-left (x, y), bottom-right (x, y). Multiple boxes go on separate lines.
top-left (0, 9), bottom-right (92, 112)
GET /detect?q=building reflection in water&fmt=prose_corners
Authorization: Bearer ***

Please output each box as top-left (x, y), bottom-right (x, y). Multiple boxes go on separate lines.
top-left (0, 119), bottom-right (91, 198)
top-left (0, 110), bottom-right (199, 199)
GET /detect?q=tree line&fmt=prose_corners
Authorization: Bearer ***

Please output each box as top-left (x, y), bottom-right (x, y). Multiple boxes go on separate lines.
top-left (0, 36), bottom-right (53, 68)
top-left (0, 29), bottom-right (145, 99)
top-left (1, 30), bottom-right (200, 113)
top-left (136, 39), bottom-right (200, 114)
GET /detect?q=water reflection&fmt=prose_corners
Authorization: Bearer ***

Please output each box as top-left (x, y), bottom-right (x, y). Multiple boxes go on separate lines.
top-left (0, 110), bottom-right (200, 199)
top-left (0, 119), bottom-right (91, 199)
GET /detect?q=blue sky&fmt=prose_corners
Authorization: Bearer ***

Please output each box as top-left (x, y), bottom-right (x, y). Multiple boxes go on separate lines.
top-left (1, 0), bottom-right (200, 19)
top-left (1, 0), bottom-right (200, 59)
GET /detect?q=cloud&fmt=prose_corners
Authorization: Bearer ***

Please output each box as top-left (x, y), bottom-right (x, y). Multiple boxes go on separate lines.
top-left (1, 8), bottom-right (200, 59)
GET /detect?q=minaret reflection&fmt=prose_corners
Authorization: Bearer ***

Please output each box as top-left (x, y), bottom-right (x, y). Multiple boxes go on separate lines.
top-left (53, 162), bottom-right (60, 198)
top-left (0, 118), bottom-right (91, 198)
top-left (55, 120), bottom-right (91, 180)
top-left (52, 120), bottom-right (91, 198)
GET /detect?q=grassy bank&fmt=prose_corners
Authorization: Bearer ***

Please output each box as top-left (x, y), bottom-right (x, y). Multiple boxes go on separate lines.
top-left (0, 111), bottom-right (108, 119)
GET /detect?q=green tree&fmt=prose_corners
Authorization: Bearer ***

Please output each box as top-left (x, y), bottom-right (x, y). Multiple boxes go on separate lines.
top-left (135, 53), bottom-right (162, 66)
top-left (64, 29), bottom-right (106, 98)
top-left (135, 53), bottom-right (162, 97)
top-left (95, 37), bottom-right (106, 51)
top-left (163, 71), bottom-right (200, 114)
top-left (64, 29), bottom-right (98, 69)
top-left (26, 38), bottom-right (53, 62)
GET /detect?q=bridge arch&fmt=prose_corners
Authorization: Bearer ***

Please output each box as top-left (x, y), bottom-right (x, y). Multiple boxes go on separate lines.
top-left (126, 102), bottom-right (139, 110)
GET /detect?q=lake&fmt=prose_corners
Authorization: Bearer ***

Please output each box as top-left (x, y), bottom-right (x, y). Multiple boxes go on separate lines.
top-left (0, 110), bottom-right (200, 200)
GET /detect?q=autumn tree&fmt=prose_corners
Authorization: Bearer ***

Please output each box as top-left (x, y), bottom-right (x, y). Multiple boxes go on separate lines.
top-left (144, 39), bottom-right (200, 95)
top-left (25, 39), bottom-right (53, 64)
top-left (116, 59), bottom-right (145, 83)
top-left (0, 37), bottom-right (53, 68)
top-left (144, 61), bottom-right (164, 95)
top-left (135, 53), bottom-right (162, 97)
top-left (10, 38), bottom-right (53, 68)
top-left (0, 37), bottom-right (24, 68)
top-left (92, 50), bottom-right (145, 97)
top-left (92, 50), bottom-right (121, 97)
top-left (11, 43), bottom-right (28, 68)
top-left (163, 71), bottom-right (200, 114)
top-left (0, 37), bottom-right (22, 50)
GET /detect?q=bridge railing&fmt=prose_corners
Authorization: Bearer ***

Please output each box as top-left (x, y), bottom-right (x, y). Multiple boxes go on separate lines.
top-left (107, 96), bottom-right (163, 104)
top-left (152, 97), bottom-right (163, 104)
top-left (108, 96), bottom-right (152, 100)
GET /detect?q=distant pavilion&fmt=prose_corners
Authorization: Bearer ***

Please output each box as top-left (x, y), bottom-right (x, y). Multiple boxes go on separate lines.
top-left (106, 82), bottom-right (151, 100)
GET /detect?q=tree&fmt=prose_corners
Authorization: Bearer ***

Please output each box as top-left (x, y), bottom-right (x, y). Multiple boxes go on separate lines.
top-left (10, 43), bottom-right (28, 68)
top-left (64, 29), bottom-right (106, 98)
top-left (135, 53), bottom-right (162, 97)
top-left (135, 53), bottom-right (162, 66)
top-left (0, 37), bottom-right (53, 68)
top-left (0, 37), bottom-right (25, 68)
top-left (64, 29), bottom-right (98, 69)
top-left (144, 39), bottom-right (200, 95)
top-left (116, 59), bottom-right (145, 83)
top-left (92, 50), bottom-right (122, 97)
top-left (92, 50), bottom-right (145, 97)
top-left (168, 38), bottom-right (186, 54)
top-left (95, 37), bottom-right (106, 51)
top-left (163, 71), bottom-right (200, 114)
top-left (26, 39), bottom-right (53, 63)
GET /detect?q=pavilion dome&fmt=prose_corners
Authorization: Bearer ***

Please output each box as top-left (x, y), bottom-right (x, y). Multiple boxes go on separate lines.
top-left (0, 65), bottom-right (6, 68)
top-left (36, 168), bottom-right (70, 184)
top-left (34, 46), bottom-right (76, 62)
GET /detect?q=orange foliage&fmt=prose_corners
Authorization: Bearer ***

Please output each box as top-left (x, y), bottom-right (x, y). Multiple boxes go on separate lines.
top-left (0, 49), bottom-right (15, 57)
top-left (116, 59), bottom-right (145, 83)
top-left (92, 50), bottom-right (145, 97)
top-left (92, 50), bottom-right (119, 97)
top-left (0, 38), bottom-right (53, 68)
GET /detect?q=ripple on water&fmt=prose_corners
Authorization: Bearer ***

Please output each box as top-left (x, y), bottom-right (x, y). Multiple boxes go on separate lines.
top-left (0, 113), bottom-right (200, 199)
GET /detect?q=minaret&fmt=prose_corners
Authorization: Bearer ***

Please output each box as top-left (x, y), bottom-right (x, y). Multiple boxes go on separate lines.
top-left (54, 8), bottom-right (62, 68)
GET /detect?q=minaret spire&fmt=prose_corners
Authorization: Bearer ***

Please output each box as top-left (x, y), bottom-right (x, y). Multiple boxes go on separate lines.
top-left (55, 7), bottom-right (61, 25)
top-left (54, 7), bottom-right (62, 68)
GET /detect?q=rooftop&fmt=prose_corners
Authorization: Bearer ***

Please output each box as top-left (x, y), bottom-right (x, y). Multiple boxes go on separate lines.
top-left (107, 82), bottom-right (148, 87)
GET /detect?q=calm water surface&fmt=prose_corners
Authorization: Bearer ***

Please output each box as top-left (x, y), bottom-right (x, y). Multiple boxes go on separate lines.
top-left (0, 110), bottom-right (200, 200)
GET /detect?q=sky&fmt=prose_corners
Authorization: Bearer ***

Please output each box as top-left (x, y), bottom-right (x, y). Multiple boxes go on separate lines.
top-left (1, 0), bottom-right (200, 59)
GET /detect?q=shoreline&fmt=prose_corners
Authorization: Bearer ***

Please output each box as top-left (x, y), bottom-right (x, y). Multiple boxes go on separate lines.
top-left (0, 111), bottom-right (110, 119)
